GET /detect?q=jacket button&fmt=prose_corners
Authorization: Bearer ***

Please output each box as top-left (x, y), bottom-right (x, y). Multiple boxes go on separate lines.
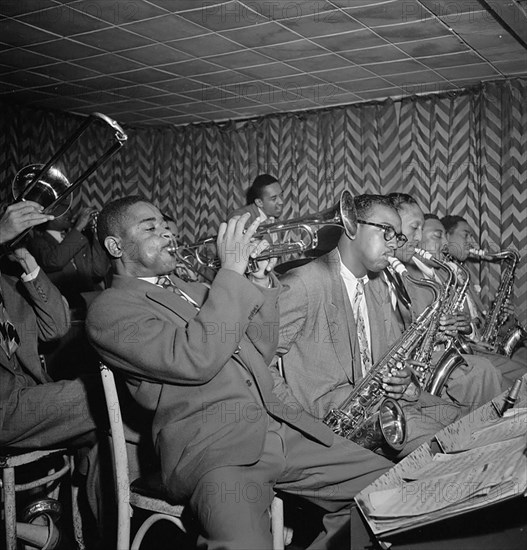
top-left (246, 379), bottom-right (252, 387)
top-left (234, 346), bottom-right (240, 354)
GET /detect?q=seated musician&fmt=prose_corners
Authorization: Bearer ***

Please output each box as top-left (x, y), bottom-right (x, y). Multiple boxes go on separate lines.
top-left (0, 200), bottom-right (104, 536)
top-left (385, 194), bottom-right (514, 410)
top-left (441, 214), bottom-right (527, 366)
top-left (272, 194), bottom-right (461, 458)
top-left (86, 196), bottom-right (392, 549)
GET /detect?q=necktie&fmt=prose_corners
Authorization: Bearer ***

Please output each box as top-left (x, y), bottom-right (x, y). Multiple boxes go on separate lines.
top-left (352, 280), bottom-right (372, 376)
top-left (156, 275), bottom-right (200, 310)
top-left (0, 289), bottom-right (20, 359)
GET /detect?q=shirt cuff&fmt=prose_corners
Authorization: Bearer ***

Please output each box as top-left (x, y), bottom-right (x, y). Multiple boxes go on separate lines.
top-left (21, 266), bottom-right (40, 282)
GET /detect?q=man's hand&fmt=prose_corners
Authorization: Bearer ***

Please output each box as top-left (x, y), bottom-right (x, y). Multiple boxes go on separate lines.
top-left (10, 247), bottom-right (38, 274)
top-left (74, 207), bottom-right (97, 232)
top-left (248, 254), bottom-right (278, 288)
top-left (437, 313), bottom-right (471, 339)
top-left (0, 201), bottom-right (53, 244)
top-left (217, 214), bottom-right (267, 276)
top-left (382, 364), bottom-right (412, 399)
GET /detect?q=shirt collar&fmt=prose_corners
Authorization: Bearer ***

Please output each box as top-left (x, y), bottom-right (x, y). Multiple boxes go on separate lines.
top-left (138, 276), bottom-right (159, 285)
top-left (46, 229), bottom-right (64, 243)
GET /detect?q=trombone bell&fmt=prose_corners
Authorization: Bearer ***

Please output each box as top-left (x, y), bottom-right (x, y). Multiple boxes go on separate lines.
top-left (13, 164), bottom-right (72, 218)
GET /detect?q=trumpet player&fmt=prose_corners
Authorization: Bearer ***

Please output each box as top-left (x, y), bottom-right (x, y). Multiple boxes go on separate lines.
top-left (272, 194), bottom-right (461, 458)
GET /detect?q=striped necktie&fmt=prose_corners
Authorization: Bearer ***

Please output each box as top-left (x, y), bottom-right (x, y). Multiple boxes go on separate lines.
top-left (0, 289), bottom-right (20, 359)
top-left (352, 280), bottom-right (372, 376)
top-left (156, 275), bottom-right (200, 310)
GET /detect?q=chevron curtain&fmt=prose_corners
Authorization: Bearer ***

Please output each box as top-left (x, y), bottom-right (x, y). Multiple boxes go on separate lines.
top-left (1, 78), bottom-right (525, 322)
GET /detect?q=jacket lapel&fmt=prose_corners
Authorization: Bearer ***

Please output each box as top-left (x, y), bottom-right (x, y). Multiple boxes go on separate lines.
top-left (323, 251), bottom-right (357, 384)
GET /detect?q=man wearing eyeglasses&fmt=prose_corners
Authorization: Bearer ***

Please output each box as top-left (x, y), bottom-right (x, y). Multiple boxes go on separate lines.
top-left (272, 194), bottom-right (460, 459)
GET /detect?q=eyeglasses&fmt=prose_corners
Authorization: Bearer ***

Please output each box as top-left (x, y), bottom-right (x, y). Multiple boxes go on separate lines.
top-left (357, 220), bottom-right (408, 248)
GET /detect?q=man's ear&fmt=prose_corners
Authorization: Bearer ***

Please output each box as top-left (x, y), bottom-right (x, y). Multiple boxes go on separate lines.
top-left (254, 198), bottom-right (263, 209)
top-left (104, 235), bottom-right (122, 258)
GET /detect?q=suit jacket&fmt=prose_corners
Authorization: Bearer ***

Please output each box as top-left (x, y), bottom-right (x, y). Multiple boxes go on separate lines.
top-left (86, 268), bottom-right (334, 500)
top-left (28, 229), bottom-right (109, 308)
top-left (0, 269), bottom-right (70, 428)
top-left (273, 248), bottom-right (402, 418)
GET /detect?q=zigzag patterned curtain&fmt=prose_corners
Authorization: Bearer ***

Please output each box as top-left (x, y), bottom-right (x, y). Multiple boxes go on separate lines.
top-left (1, 78), bottom-right (525, 322)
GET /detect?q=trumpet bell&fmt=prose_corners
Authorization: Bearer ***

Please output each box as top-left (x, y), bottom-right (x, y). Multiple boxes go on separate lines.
top-left (13, 164), bottom-right (72, 218)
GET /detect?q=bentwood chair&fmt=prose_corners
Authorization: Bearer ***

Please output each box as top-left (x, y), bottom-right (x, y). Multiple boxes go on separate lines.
top-left (0, 448), bottom-right (84, 549)
top-left (99, 362), bottom-right (286, 549)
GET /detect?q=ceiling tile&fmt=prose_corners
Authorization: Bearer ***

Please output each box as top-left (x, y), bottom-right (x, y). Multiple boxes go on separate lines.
top-left (237, 62), bottom-right (302, 79)
top-left (280, 10), bottom-right (363, 38)
top-left (356, 87), bottom-right (405, 100)
top-left (146, 1), bottom-right (228, 13)
top-left (74, 28), bottom-right (155, 51)
top-left (74, 54), bottom-right (144, 73)
top-left (117, 44), bottom-right (192, 65)
top-left (363, 58), bottom-right (428, 76)
top-left (75, 89), bottom-right (125, 104)
top-left (339, 44), bottom-right (409, 64)
top-left (31, 62), bottom-right (99, 80)
top-left (314, 29), bottom-right (386, 52)
top-left (207, 50), bottom-right (274, 69)
top-left (122, 14), bottom-right (207, 41)
top-left (151, 78), bottom-right (203, 94)
top-left (313, 65), bottom-right (375, 82)
top-left (417, 51), bottom-right (484, 69)
top-left (116, 67), bottom-right (177, 84)
top-left (344, 0), bottom-right (427, 26)
top-left (417, 0), bottom-right (479, 16)
top-left (180, 1), bottom-right (268, 32)
top-left (117, 85), bottom-right (175, 99)
top-left (385, 70), bottom-right (446, 86)
top-left (0, 89), bottom-right (54, 103)
top-left (0, 70), bottom-right (58, 87)
top-left (210, 95), bottom-right (260, 110)
top-left (438, 63), bottom-right (501, 80)
top-left (0, 19), bottom-right (58, 46)
top-left (266, 98), bottom-right (318, 111)
top-left (25, 38), bottom-right (103, 60)
top-left (221, 22), bottom-right (302, 48)
top-left (317, 90), bottom-right (362, 105)
top-left (67, 0), bottom-right (167, 24)
top-left (191, 70), bottom-right (254, 86)
top-left (254, 39), bottom-right (327, 61)
top-left (337, 76), bottom-right (394, 92)
top-left (0, 0), bottom-right (57, 17)
top-left (132, 106), bottom-right (183, 118)
top-left (34, 82), bottom-right (91, 96)
top-left (287, 53), bottom-right (352, 72)
top-left (19, 6), bottom-right (109, 36)
top-left (167, 34), bottom-right (240, 57)
top-left (182, 86), bottom-right (236, 101)
top-left (373, 19), bottom-right (451, 43)
top-left (145, 93), bottom-right (196, 106)
top-left (493, 60), bottom-right (527, 75)
top-left (266, 73), bottom-right (326, 89)
top-left (94, 98), bottom-right (155, 113)
top-left (80, 75), bottom-right (134, 90)
top-left (158, 59), bottom-right (224, 76)
top-left (30, 96), bottom-right (93, 110)
top-left (0, 48), bottom-right (56, 69)
top-left (396, 35), bottom-right (468, 56)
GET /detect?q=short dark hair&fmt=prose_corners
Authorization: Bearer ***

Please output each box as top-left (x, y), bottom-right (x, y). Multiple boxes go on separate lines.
top-left (354, 194), bottom-right (395, 219)
top-left (386, 192), bottom-right (418, 211)
top-left (424, 213), bottom-right (440, 221)
top-left (97, 195), bottom-right (146, 247)
top-left (246, 174), bottom-right (278, 205)
top-left (441, 215), bottom-right (467, 234)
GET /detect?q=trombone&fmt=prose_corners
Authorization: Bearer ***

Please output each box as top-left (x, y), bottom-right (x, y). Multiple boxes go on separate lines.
top-left (6, 112), bottom-right (127, 250)
top-left (182, 189), bottom-right (357, 271)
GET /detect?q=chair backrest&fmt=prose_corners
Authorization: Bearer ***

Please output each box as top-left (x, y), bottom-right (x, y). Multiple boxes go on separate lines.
top-left (99, 362), bottom-right (132, 550)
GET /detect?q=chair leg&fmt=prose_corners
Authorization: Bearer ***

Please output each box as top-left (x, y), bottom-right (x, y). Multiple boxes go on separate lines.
top-left (271, 496), bottom-right (284, 550)
top-left (3, 466), bottom-right (17, 550)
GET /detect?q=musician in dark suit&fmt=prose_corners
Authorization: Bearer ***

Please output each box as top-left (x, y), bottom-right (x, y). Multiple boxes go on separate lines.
top-left (86, 195), bottom-right (391, 549)
top-left (230, 173), bottom-right (284, 224)
top-left (0, 200), bottom-right (102, 524)
top-left (272, 194), bottom-right (460, 458)
top-left (27, 207), bottom-right (110, 312)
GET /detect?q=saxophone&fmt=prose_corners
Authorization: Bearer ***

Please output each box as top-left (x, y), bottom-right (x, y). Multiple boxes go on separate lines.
top-left (411, 249), bottom-right (469, 396)
top-left (474, 248), bottom-right (527, 356)
top-left (323, 272), bottom-right (442, 453)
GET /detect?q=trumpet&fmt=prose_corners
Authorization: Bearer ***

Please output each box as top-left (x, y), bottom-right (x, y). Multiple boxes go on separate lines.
top-left (5, 112), bottom-right (127, 251)
top-left (181, 190), bottom-right (357, 271)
